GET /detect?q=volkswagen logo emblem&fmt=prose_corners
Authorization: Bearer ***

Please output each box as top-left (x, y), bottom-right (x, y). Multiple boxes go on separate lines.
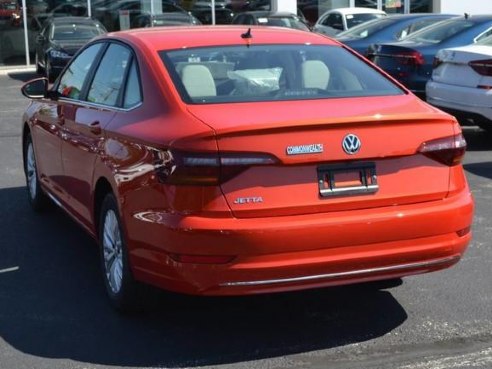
top-left (342, 134), bottom-right (361, 155)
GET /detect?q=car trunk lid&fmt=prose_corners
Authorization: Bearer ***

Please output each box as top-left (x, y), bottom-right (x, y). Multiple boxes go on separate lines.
top-left (433, 45), bottom-right (492, 88)
top-left (187, 95), bottom-right (456, 218)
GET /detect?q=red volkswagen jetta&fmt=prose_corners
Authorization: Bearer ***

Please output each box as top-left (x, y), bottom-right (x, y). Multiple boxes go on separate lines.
top-left (21, 26), bottom-right (473, 310)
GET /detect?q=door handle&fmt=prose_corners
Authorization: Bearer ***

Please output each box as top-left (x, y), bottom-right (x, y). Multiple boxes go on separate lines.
top-left (89, 121), bottom-right (102, 135)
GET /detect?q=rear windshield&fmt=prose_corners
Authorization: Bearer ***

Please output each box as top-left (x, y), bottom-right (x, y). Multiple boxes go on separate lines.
top-left (258, 16), bottom-right (310, 31)
top-left (52, 24), bottom-right (104, 40)
top-left (346, 13), bottom-right (386, 29)
top-left (339, 17), bottom-right (396, 39)
top-left (160, 45), bottom-right (404, 104)
top-left (404, 19), bottom-right (474, 44)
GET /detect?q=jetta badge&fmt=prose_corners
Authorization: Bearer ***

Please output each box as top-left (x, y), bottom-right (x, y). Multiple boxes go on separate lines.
top-left (342, 134), bottom-right (361, 155)
top-left (286, 143), bottom-right (323, 155)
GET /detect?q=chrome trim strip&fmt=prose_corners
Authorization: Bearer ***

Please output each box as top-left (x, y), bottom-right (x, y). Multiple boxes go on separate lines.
top-left (57, 98), bottom-right (143, 113)
top-left (46, 191), bottom-right (63, 209)
top-left (220, 256), bottom-right (460, 287)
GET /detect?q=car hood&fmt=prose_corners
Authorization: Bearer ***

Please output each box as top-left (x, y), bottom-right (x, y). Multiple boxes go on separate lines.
top-left (339, 39), bottom-right (371, 55)
top-left (186, 95), bottom-right (456, 218)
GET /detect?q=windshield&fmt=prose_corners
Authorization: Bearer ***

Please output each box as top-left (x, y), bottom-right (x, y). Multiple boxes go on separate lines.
top-left (161, 44), bottom-right (403, 104)
top-left (404, 19), bottom-right (474, 44)
top-left (346, 13), bottom-right (386, 29)
top-left (338, 17), bottom-right (396, 39)
top-left (52, 24), bottom-right (105, 41)
top-left (258, 16), bottom-right (310, 31)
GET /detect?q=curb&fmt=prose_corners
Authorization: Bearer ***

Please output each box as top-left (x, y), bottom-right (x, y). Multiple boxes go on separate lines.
top-left (0, 67), bottom-right (36, 76)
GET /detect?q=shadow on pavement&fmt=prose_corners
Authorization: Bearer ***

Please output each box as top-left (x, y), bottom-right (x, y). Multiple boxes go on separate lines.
top-left (462, 126), bottom-right (492, 152)
top-left (464, 162), bottom-right (492, 180)
top-left (0, 186), bottom-right (407, 367)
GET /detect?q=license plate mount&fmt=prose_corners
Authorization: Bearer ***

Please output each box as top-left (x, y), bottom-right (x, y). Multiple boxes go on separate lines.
top-left (317, 163), bottom-right (379, 197)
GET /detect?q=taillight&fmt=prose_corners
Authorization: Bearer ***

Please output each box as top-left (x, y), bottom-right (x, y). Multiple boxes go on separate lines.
top-left (418, 133), bottom-right (466, 166)
top-left (468, 59), bottom-right (492, 76)
top-left (395, 50), bottom-right (425, 66)
top-left (153, 150), bottom-right (278, 185)
top-left (432, 56), bottom-right (443, 69)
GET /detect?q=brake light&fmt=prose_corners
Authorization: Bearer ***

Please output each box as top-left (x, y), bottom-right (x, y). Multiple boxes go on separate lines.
top-left (153, 150), bottom-right (278, 185)
top-left (468, 59), bottom-right (492, 76)
top-left (432, 56), bottom-right (443, 69)
top-left (395, 50), bottom-right (425, 66)
top-left (418, 133), bottom-right (466, 166)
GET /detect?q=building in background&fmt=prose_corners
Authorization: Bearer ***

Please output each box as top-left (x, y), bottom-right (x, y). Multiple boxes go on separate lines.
top-left (433, 0), bottom-right (492, 14)
top-left (1, 0), bottom-right (492, 69)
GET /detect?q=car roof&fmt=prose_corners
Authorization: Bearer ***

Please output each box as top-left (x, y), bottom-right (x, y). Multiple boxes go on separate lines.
top-left (109, 26), bottom-right (337, 50)
top-left (48, 16), bottom-right (100, 25)
top-left (384, 13), bottom-right (457, 19)
top-left (326, 7), bottom-right (386, 15)
top-left (240, 11), bottom-right (299, 18)
top-left (456, 14), bottom-right (492, 22)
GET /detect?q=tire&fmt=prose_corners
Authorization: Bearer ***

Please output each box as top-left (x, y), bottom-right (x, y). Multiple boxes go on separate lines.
top-left (475, 117), bottom-right (492, 133)
top-left (23, 133), bottom-right (50, 212)
top-left (99, 193), bottom-right (140, 312)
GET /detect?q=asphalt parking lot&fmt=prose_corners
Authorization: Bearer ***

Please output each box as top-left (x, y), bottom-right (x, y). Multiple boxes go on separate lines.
top-left (0, 71), bottom-right (491, 369)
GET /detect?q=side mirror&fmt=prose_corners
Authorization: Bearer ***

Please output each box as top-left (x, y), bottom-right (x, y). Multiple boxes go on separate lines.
top-left (21, 78), bottom-right (48, 99)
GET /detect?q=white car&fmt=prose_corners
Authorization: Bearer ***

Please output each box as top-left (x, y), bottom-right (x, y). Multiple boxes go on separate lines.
top-left (427, 36), bottom-right (492, 131)
top-left (313, 7), bottom-right (386, 37)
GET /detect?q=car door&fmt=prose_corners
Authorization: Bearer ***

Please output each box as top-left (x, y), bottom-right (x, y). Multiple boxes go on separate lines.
top-left (60, 42), bottom-right (133, 228)
top-left (32, 42), bottom-right (103, 207)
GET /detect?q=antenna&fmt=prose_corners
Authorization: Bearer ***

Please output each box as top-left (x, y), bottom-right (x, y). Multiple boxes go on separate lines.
top-left (241, 28), bottom-right (252, 39)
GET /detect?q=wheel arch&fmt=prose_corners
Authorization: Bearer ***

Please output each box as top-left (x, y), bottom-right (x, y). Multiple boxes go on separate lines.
top-left (22, 122), bottom-right (31, 169)
top-left (93, 176), bottom-right (115, 239)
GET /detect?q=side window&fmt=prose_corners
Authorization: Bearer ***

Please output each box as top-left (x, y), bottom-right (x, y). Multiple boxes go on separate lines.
top-left (87, 43), bottom-right (131, 107)
top-left (57, 43), bottom-right (103, 100)
top-left (123, 60), bottom-right (142, 109)
top-left (323, 14), bottom-right (343, 30)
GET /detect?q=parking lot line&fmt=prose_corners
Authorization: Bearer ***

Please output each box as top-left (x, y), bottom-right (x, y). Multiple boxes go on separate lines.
top-left (0, 266), bottom-right (20, 274)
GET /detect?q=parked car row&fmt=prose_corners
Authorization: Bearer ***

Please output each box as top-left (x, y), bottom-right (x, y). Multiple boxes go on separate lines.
top-left (29, 6), bottom-right (492, 134)
top-left (340, 14), bottom-right (492, 131)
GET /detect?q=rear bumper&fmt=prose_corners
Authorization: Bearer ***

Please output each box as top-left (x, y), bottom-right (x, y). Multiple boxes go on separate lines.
top-left (127, 187), bottom-right (473, 296)
top-left (427, 80), bottom-right (492, 122)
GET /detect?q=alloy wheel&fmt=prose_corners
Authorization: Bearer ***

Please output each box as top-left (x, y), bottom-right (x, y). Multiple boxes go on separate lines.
top-left (102, 209), bottom-right (124, 294)
top-left (26, 142), bottom-right (37, 200)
